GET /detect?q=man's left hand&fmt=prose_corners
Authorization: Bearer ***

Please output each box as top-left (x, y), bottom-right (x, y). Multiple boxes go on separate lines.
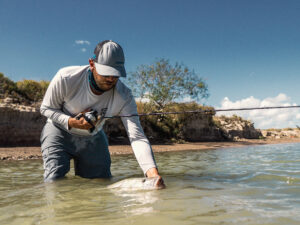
top-left (146, 168), bottom-right (165, 188)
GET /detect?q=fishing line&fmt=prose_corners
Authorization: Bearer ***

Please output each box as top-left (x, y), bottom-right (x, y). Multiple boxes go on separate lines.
top-left (103, 105), bottom-right (300, 119)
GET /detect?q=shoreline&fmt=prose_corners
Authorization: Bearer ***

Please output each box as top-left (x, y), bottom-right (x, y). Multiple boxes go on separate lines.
top-left (1, 138), bottom-right (300, 161)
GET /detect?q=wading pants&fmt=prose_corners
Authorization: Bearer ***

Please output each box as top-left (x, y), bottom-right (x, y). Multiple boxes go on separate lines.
top-left (40, 122), bottom-right (111, 182)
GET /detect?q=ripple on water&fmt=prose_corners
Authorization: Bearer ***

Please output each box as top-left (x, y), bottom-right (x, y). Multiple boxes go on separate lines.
top-left (0, 143), bottom-right (300, 225)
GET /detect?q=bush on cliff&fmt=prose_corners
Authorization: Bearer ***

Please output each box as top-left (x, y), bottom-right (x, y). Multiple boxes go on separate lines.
top-left (16, 80), bottom-right (50, 102)
top-left (0, 73), bottom-right (19, 95)
top-left (0, 73), bottom-right (49, 104)
top-left (136, 101), bottom-right (215, 142)
top-left (0, 73), bottom-right (27, 103)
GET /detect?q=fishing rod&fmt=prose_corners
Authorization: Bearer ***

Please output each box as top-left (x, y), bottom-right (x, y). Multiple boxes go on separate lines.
top-left (103, 105), bottom-right (300, 119)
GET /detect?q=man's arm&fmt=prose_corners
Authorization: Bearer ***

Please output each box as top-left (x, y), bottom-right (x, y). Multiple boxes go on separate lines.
top-left (40, 72), bottom-right (71, 130)
top-left (120, 98), bottom-right (165, 187)
top-left (120, 97), bottom-right (160, 176)
top-left (40, 71), bottom-right (93, 131)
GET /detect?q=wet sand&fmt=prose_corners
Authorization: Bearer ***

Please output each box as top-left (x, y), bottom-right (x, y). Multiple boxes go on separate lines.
top-left (1, 138), bottom-right (300, 160)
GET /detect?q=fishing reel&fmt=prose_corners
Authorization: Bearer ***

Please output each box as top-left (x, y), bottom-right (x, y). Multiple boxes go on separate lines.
top-left (75, 109), bottom-right (100, 133)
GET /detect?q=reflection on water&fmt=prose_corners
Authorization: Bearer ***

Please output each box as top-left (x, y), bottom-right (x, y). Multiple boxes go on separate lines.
top-left (0, 143), bottom-right (300, 225)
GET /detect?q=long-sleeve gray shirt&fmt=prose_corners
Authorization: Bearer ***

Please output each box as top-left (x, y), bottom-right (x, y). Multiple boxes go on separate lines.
top-left (40, 65), bottom-right (156, 174)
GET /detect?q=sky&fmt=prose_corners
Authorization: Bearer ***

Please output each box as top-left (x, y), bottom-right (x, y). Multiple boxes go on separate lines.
top-left (1, 0), bottom-right (300, 129)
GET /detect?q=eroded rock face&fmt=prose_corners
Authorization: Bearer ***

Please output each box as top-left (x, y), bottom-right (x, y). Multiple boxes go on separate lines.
top-left (104, 113), bottom-right (230, 142)
top-left (0, 104), bottom-right (46, 146)
top-left (3, 97), bottom-right (13, 104)
top-left (180, 114), bottom-right (226, 141)
top-left (213, 116), bottom-right (262, 140)
top-left (0, 103), bottom-right (264, 146)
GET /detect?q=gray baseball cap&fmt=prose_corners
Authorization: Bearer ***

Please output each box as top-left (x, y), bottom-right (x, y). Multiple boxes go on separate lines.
top-left (94, 40), bottom-right (126, 77)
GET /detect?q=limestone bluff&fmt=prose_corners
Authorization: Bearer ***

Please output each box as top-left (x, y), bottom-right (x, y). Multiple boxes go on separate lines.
top-left (0, 97), bottom-right (264, 147)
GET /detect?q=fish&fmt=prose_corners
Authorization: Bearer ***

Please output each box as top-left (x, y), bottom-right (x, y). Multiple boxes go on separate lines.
top-left (108, 177), bottom-right (165, 190)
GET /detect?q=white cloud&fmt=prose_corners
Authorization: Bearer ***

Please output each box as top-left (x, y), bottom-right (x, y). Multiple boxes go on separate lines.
top-left (135, 92), bottom-right (150, 103)
top-left (216, 93), bottom-right (300, 129)
top-left (135, 97), bottom-right (150, 103)
top-left (80, 48), bottom-right (87, 52)
top-left (179, 96), bottom-right (193, 103)
top-left (75, 40), bottom-right (91, 45)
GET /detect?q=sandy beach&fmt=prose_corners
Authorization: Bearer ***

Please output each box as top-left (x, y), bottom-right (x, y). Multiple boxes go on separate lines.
top-left (1, 137), bottom-right (300, 161)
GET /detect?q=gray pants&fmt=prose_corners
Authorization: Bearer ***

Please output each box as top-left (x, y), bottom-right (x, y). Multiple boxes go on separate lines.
top-left (40, 122), bottom-right (111, 182)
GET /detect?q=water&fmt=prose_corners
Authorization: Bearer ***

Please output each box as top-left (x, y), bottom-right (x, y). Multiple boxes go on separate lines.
top-left (0, 143), bottom-right (300, 225)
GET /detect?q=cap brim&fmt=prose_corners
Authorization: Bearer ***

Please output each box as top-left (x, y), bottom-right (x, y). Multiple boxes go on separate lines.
top-left (94, 63), bottom-right (126, 77)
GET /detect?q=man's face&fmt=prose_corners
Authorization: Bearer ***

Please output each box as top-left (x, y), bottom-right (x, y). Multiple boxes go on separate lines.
top-left (93, 71), bottom-right (119, 91)
top-left (89, 59), bottom-right (119, 91)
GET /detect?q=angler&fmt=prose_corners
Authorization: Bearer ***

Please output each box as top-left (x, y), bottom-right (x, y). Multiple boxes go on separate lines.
top-left (40, 40), bottom-right (164, 188)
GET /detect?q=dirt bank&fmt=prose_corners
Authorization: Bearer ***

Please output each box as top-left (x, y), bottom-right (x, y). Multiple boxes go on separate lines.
top-left (1, 138), bottom-right (300, 161)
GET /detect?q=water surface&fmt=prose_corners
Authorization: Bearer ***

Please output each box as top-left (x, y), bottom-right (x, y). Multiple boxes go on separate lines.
top-left (0, 143), bottom-right (300, 225)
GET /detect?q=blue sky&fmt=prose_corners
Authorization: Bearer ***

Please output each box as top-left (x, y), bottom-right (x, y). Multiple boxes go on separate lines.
top-left (1, 0), bottom-right (300, 128)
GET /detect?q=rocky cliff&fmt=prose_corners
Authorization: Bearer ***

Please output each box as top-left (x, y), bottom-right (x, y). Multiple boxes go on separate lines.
top-left (0, 98), bottom-right (263, 147)
top-left (213, 115), bottom-right (262, 140)
top-left (0, 101), bottom-right (46, 146)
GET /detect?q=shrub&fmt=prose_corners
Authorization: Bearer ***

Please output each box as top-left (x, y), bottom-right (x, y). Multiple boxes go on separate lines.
top-left (0, 73), bottom-right (50, 103)
top-left (16, 80), bottom-right (50, 102)
top-left (136, 101), bottom-right (214, 141)
top-left (0, 73), bottom-right (18, 95)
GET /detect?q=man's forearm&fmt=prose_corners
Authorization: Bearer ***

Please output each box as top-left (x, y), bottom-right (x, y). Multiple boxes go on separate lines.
top-left (40, 105), bottom-right (70, 130)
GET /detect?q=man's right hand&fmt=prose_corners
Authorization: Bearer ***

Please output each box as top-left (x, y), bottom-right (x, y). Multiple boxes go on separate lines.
top-left (68, 117), bottom-right (94, 130)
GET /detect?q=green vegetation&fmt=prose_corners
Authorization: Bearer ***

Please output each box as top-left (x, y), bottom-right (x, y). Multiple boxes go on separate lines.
top-left (213, 114), bottom-right (253, 127)
top-left (0, 73), bottom-right (49, 103)
top-left (217, 114), bottom-right (250, 122)
top-left (136, 101), bottom-right (214, 142)
top-left (128, 58), bottom-right (209, 110)
top-left (126, 58), bottom-right (211, 142)
top-left (0, 73), bottom-right (19, 95)
top-left (282, 127), bottom-right (294, 131)
top-left (265, 128), bottom-right (297, 132)
top-left (265, 128), bottom-right (282, 132)
top-left (16, 80), bottom-right (49, 102)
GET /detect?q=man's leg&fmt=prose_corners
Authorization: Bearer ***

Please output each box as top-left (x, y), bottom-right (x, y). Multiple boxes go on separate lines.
top-left (74, 130), bottom-right (111, 178)
top-left (42, 146), bottom-right (72, 182)
top-left (41, 122), bottom-right (73, 182)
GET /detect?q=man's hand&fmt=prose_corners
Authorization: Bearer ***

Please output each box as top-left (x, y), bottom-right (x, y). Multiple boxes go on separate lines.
top-left (146, 167), bottom-right (165, 188)
top-left (68, 116), bottom-right (94, 130)
top-left (68, 108), bottom-right (98, 130)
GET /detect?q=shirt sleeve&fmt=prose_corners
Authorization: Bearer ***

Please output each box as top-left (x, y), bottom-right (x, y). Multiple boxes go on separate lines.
top-left (120, 97), bottom-right (157, 175)
top-left (40, 71), bottom-right (70, 130)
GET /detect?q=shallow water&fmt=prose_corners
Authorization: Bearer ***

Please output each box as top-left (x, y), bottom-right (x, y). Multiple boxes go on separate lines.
top-left (0, 143), bottom-right (300, 225)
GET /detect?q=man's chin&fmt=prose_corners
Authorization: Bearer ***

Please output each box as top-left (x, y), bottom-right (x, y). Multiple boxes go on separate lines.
top-left (102, 85), bottom-right (115, 91)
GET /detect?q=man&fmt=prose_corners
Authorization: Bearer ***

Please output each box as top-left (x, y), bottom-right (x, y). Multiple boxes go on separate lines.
top-left (40, 40), bottom-right (164, 187)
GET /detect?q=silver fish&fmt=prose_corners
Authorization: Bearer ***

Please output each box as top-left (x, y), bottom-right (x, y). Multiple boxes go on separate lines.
top-left (108, 177), bottom-right (165, 190)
